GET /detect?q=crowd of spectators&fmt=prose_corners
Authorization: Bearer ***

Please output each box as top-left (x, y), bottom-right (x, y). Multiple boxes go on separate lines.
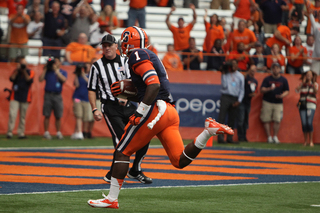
top-left (152, 0), bottom-right (317, 74)
top-left (0, 0), bottom-right (317, 74)
top-left (213, 1), bottom-right (315, 74)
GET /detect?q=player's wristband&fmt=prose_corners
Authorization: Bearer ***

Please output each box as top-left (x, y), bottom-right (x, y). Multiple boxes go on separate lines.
top-left (92, 108), bottom-right (98, 114)
top-left (136, 102), bottom-right (151, 117)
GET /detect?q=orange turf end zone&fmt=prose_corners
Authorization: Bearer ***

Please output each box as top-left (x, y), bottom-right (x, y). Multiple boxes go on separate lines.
top-left (1, 148), bottom-right (320, 186)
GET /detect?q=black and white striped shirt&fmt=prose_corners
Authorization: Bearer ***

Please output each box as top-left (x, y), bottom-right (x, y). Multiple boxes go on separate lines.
top-left (87, 55), bottom-right (130, 102)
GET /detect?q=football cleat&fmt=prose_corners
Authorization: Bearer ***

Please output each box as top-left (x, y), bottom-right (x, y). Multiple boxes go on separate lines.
top-left (205, 117), bottom-right (234, 136)
top-left (87, 193), bottom-right (119, 209)
top-left (127, 171), bottom-right (153, 184)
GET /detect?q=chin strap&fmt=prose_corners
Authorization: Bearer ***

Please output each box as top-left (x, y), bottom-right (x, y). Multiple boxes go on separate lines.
top-left (147, 100), bottom-right (167, 130)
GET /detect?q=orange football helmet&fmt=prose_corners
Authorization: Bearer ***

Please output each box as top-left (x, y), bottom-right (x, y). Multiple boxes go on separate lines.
top-left (120, 26), bottom-right (148, 56)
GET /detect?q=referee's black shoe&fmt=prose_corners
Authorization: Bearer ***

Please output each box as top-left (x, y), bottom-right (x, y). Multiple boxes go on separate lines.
top-left (103, 171), bottom-right (152, 184)
top-left (127, 171), bottom-right (153, 184)
top-left (103, 172), bottom-right (127, 184)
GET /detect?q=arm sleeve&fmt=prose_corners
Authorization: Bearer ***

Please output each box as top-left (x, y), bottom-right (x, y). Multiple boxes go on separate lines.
top-left (59, 70), bottom-right (67, 83)
top-left (26, 23), bottom-right (33, 34)
top-left (310, 14), bottom-right (316, 28)
top-left (261, 78), bottom-right (268, 89)
top-left (28, 70), bottom-right (35, 84)
top-left (284, 78), bottom-right (289, 91)
top-left (132, 60), bottom-right (160, 85)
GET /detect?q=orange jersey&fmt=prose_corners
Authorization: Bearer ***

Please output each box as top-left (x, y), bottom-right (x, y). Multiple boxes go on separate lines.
top-left (170, 23), bottom-right (194, 51)
top-left (231, 28), bottom-right (257, 51)
top-left (288, 2), bottom-right (294, 10)
top-left (251, 10), bottom-right (260, 22)
top-left (266, 54), bottom-right (286, 68)
top-left (129, 0), bottom-right (147, 9)
top-left (203, 21), bottom-right (224, 53)
top-left (7, 0), bottom-right (27, 16)
top-left (227, 50), bottom-right (250, 71)
top-left (265, 25), bottom-right (292, 50)
top-left (162, 52), bottom-right (183, 71)
top-left (157, 0), bottom-right (169, 6)
top-left (9, 14), bottom-right (30, 44)
top-left (306, 4), bottom-right (320, 34)
top-left (295, 0), bottom-right (304, 4)
top-left (288, 46), bottom-right (307, 67)
top-left (233, 0), bottom-right (256, 20)
top-left (98, 16), bottom-right (119, 28)
top-left (0, 0), bottom-right (7, 8)
top-left (288, 19), bottom-right (300, 30)
top-left (222, 31), bottom-right (233, 53)
top-left (66, 42), bottom-right (97, 63)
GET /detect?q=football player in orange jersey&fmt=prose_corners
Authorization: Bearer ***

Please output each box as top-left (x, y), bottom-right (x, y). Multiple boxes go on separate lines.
top-left (87, 26), bottom-right (234, 209)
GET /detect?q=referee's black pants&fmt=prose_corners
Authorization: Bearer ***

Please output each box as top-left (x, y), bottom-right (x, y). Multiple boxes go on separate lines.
top-left (217, 94), bottom-right (239, 143)
top-left (102, 100), bottom-right (150, 173)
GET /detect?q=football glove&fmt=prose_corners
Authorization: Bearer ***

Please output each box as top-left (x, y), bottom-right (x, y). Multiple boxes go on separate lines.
top-left (129, 111), bottom-right (143, 125)
top-left (111, 81), bottom-right (121, 97)
top-left (129, 102), bottom-right (151, 126)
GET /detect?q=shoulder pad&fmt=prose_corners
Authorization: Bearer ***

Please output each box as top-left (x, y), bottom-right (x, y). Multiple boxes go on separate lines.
top-left (128, 49), bottom-right (151, 66)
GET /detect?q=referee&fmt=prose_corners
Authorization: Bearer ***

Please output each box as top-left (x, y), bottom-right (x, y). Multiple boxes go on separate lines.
top-left (87, 34), bottom-right (152, 184)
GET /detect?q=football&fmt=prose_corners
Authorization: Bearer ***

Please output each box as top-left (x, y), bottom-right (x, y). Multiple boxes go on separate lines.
top-left (117, 79), bottom-right (138, 98)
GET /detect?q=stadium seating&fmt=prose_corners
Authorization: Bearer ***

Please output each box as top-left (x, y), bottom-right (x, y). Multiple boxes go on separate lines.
top-left (0, 0), bottom-right (310, 66)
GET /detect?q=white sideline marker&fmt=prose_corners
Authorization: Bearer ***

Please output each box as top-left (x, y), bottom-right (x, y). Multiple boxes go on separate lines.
top-left (311, 205), bottom-right (320, 207)
top-left (3, 181), bottom-right (320, 196)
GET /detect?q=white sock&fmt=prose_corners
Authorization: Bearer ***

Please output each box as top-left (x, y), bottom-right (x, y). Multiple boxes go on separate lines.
top-left (107, 177), bottom-right (124, 201)
top-left (194, 129), bottom-right (211, 149)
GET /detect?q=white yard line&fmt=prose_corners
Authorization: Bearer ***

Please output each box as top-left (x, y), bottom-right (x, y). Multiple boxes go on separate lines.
top-left (2, 181), bottom-right (320, 196)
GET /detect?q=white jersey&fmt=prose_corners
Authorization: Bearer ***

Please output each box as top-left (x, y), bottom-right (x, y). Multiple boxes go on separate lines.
top-left (306, 44), bottom-right (314, 64)
top-left (27, 21), bottom-right (44, 39)
top-left (90, 30), bottom-right (109, 47)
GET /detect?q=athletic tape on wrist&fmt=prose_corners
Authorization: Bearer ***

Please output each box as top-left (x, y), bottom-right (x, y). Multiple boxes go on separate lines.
top-left (136, 102), bottom-right (151, 117)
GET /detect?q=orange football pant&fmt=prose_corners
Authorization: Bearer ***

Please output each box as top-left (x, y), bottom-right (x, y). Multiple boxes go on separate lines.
top-left (117, 102), bottom-right (185, 168)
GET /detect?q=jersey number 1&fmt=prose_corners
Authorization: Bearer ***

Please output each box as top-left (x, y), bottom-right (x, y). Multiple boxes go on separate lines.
top-left (134, 51), bottom-right (141, 61)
